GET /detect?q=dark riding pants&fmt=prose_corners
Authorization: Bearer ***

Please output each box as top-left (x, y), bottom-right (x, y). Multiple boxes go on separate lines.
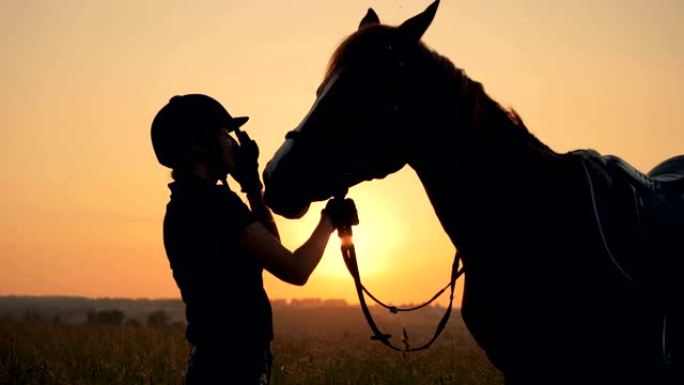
top-left (184, 342), bottom-right (272, 385)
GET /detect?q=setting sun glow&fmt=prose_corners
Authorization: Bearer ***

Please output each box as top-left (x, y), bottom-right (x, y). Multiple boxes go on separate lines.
top-left (1, 0), bottom-right (682, 306)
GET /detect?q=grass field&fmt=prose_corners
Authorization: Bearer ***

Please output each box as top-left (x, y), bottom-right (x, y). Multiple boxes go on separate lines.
top-left (0, 306), bottom-right (503, 385)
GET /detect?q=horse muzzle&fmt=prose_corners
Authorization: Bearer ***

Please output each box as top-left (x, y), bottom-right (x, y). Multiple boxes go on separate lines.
top-left (263, 184), bottom-right (312, 219)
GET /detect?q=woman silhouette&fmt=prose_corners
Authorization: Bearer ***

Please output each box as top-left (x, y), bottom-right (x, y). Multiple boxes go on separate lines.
top-left (151, 94), bottom-right (354, 384)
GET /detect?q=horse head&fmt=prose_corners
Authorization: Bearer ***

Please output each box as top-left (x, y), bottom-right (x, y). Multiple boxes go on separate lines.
top-left (264, 1), bottom-right (441, 218)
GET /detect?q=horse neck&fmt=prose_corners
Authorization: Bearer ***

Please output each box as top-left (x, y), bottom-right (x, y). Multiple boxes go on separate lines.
top-left (405, 68), bottom-right (570, 256)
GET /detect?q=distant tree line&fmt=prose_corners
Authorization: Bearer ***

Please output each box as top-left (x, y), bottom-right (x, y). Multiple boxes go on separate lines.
top-left (85, 309), bottom-right (176, 328)
top-left (86, 309), bottom-right (125, 325)
top-left (0, 296), bottom-right (361, 326)
top-left (2, 308), bottom-right (179, 328)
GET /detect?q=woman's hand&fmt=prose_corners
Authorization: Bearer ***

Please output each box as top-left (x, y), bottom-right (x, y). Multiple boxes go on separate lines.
top-left (233, 130), bottom-right (263, 194)
top-left (322, 198), bottom-right (359, 230)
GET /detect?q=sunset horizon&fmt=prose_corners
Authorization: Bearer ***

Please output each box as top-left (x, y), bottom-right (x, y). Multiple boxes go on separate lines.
top-left (2, 0), bottom-right (682, 306)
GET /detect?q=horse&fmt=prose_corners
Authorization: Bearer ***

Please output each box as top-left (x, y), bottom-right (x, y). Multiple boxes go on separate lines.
top-left (262, 1), bottom-right (683, 383)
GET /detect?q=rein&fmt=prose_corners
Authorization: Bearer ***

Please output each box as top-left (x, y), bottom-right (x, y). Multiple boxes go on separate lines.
top-left (283, 129), bottom-right (464, 351)
top-left (334, 196), bottom-right (464, 352)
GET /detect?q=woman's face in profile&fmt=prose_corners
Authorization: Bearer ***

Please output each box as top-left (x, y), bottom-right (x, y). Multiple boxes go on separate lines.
top-left (218, 127), bottom-right (239, 175)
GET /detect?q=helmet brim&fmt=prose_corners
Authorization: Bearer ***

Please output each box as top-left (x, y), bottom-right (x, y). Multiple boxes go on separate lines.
top-left (227, 116), bottom-right (249, 131)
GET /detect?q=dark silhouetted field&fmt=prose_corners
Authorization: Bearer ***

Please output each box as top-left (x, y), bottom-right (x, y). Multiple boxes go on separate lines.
top-left (0, 297), bottom-right (502, 384)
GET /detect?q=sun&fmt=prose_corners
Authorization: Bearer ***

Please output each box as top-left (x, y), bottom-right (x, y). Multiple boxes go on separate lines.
top-left (276, 190), bottom-right (407, 280)
top-left (321, 213), bottom-right (405, 279)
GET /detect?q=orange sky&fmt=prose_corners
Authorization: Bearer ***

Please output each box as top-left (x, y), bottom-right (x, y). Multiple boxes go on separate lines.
top-left (1, 0), bottom-right (682, 305)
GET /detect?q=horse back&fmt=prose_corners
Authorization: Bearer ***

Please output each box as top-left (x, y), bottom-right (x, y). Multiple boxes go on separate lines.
top-left (460, 152), bottom-right (682, 383)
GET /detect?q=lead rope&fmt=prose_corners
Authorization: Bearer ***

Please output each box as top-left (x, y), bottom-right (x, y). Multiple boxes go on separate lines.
top-left (335, 198), bottom-right (463, 352)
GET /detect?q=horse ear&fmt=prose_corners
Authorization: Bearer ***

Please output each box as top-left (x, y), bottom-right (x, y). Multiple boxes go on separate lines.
top-left (398, 0), bottom-right (439, 42)
top-left (359, 8), bottom-right (380, 29)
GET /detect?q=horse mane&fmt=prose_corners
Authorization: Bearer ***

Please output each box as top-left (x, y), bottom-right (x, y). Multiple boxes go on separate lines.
top-left (428, 48), bottom-right (555, 155)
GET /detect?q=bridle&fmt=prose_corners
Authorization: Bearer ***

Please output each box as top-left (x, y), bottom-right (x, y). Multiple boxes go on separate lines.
top-left (280, 54), bottom-right (464, 351)
top-left (284, 126), bottom-right (464, 352)
top-left (334, 193), bottom-right (464, 352)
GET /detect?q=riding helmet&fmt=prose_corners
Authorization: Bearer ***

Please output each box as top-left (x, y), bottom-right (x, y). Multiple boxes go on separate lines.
top-left (151, 94), bottom-right (249, 168)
